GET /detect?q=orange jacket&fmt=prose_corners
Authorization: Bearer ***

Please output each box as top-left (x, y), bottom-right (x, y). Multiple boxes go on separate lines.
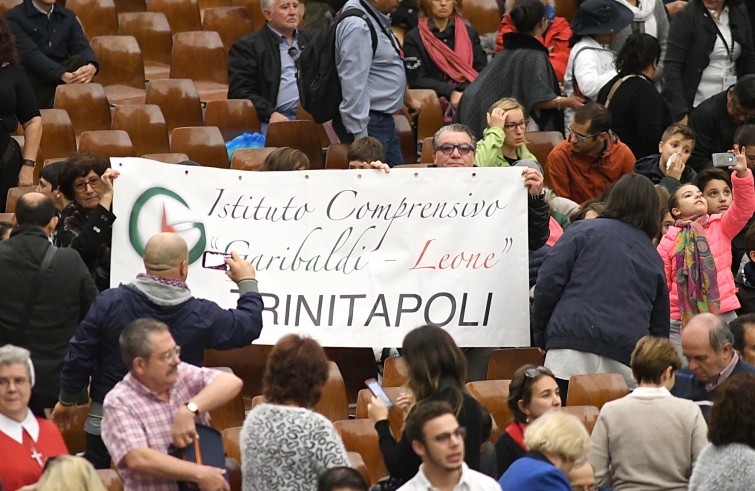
top-left (495, 15), bottom-right (571, 82)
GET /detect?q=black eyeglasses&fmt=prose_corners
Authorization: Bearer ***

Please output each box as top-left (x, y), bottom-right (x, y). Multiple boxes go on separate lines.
top-left (430, 426), bottom-right (467, 444)
top-left (568, 125), bottom-right (603, 142)
top-left (288, 46), bottom-right (300, 61)
top-left (435, 143), bottom-right (475, 155)
top-left (524, 366), bottom-right (551, 379)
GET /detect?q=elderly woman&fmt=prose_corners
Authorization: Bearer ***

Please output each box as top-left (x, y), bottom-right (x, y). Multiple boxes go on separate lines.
top-left (689, 373), bottom-right (755, 489)
top-left (495, 364), bottom-right (562, 477)
top-left (0, 16), bottom-right (41, 213)
top-left (240, 334), bottom-right (349, 490)
top-left (0, 345), bottom-right (68, 490)
top-left (499, 410), bottom-right (591, 490)
top-left (403, 0), bottom-right (487, 112)
top-left (589, 336), bottom-right (708, 489)
top-left (56, 153), bottom-right (119, 291)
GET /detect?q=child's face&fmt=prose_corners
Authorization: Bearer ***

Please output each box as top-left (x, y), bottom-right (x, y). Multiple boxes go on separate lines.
top-left (662, 212), bottom-right (674, 236)
top-left (702, 179), bottom-right (732, 214)
top-left (658, 134), bottom-right (694, 168)
top-left (672, 185), bottom-right (707, 219)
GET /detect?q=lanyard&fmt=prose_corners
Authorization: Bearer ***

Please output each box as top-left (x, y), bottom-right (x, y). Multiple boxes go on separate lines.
top-left (707, 10), bottom-right (734, 64)
top-left (358, 0), bottom-right (404, 59)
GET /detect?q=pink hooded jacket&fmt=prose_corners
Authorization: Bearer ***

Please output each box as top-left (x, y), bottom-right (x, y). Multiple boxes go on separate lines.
top-left (657, 170), bottom-right (755, 319)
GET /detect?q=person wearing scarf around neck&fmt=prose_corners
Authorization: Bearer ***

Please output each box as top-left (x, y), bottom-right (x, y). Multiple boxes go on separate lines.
top-left (608, 0), bottom-right (668, 68)
top-left (402, 0), bottom-right (487, 113)
top-left (494, 364), bottom-right (561, 479)
top-left (658, 145), bottom-right (755, 361)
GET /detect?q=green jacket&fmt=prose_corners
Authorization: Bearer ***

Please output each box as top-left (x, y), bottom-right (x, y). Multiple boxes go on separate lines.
top-left (474, 127), bottom-right (538, 167)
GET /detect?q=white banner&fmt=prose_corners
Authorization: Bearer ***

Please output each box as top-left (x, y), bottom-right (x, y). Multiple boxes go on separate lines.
top-left (110, 158), bottom-right (530, 347)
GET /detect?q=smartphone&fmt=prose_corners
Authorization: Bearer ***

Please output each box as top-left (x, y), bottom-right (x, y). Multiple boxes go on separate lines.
top-left (365, 378), bottom-right (394, 409)
top-left (712, 153), bottom-right (736, 168)
top-left (202, 251), bottom-right (231, 270)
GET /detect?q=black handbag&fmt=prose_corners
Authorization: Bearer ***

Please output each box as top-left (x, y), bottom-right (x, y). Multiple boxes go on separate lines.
top-left (168, 424), bottom-right (228, 491)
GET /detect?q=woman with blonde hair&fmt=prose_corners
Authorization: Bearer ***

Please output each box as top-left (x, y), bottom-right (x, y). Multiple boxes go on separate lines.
top-left (475, 98), bottom-right (539, 167)
top-left (36, 455), bottom-right (106, 491)
top-left (499, 410), bottom-right (591, 489)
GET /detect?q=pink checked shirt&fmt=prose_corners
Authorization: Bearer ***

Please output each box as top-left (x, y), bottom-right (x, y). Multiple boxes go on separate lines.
top-left (101, 363), bottom-right (219, 491)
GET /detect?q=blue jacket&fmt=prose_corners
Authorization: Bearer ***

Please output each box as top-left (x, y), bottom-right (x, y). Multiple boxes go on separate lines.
top-left (671, 358), bottom-right (755, 420)
top-left (633, 153), bottom-right (697, 195)
top-left (58, 277), bottom-right (263, 405)
top-left (5, 0), bottom-right (98, 88)
top-left (532, 218), bottom-right (670, 365)
top-left (499, 452), bottom-right (571, 491)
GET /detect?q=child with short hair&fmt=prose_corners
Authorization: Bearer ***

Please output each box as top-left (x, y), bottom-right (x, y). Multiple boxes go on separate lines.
top-left (634, 124), bottom-right (697, 194)
top-left (475, 98), bottom-right (539, 167)
top-left (347, 137), bottom-right (384, 169)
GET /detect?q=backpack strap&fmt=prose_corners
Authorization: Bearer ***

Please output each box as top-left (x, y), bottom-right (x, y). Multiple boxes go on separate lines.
top-left (570, 46), bottom-right (612, 100)
top-left (16, 244), bottom-right (57, 342)
top-left (603, 74), bottom-right (637, 109)
top-left (337, 9), bottom-right (378, 57)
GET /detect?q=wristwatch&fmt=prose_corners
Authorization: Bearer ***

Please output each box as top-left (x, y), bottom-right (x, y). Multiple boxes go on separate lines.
top-left (22, 159), bottom-right (35, 167)
top-left (185, 401), bottom-right (199, 415)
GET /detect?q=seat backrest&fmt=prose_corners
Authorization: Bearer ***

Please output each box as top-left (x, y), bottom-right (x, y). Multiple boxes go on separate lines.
top-left (487, 347), bottom-right (545, 381)
top-left (313, 361), bottom-right (349, 422)
top-left (202, 6), bottom-right (253, 52)
top-left (204, 99), bottom-right (260, 141)
top-left (325, 143), bottom-right (349, 169)
top-left (566, 373), bottom-right (630, 410)
top-left (204, 344), bottom-right (268, 399)
top-left (170, 126), bottom-right (229, 168)
top-left (230, 147), bottom-right (276, 171)
top-left (170, 30), bottom-right (228, 84)
top-left (560, 405), bottom-right (600, 434)
top-left (463, 0), bottom-right (501, 35)
top-left (145, 79), bottom-right (204, 132)
top-left (91, 35), bottom-right (146, 90)
top-left (0, 0), bottom-right (22, 16)
top-left (222, 426), bottom-right (242, 462)
top-left (407, 89), bottom-right (443, 141)
top-left (53, 84), bottom-right (112, 137)
top-left (323, 347), bottom-right (379, 407)
top-left (67, 0), bottom-right (119, 37)
top-left (231, 0), bottom-right (264, 30)
top-left (6, 186), bottom-right (37, 213)
top-left (0, 212), bottom-right (14, 222)
top-left (333, 419), bottom-right (387, 485)
top-left (382, 356), bottom-right (408, 388)
top-left (264, 120), bottom-right (324, 169)
top-left (394, 114), bottom-right (416, 165)
top-left (96, 469), bottom-right (124, 491)
top-left (465, 379), bottom-right (512, 431)
top-left (346, 452), bottom-right (371, 488)
top-left (147, 0), bottom-right (201, 32)
top-left (112, 104), bottom-right (170, 155)
top-left (419, 136), bottom-right (433, 163)
top-left (355, 387), bottom-right (405, 439)
top-left (555, 0), bottom-right (579, 22)
top-left (60, 403), bottom-right (92, 454)
top-left (141, 152), bottom-right (190, 163)
top-left (118, 12), bottom-right (173, 67)
top-left (39, 109), bottom-right (77, 162)
top-left (78, 130), bottom-right (136, 158)
top-left (114, 0), bottom-right (146, 13)
top-left (208, 367), bottom-right (246, 431)
top-left (525, 131), bottom-right (565, 167)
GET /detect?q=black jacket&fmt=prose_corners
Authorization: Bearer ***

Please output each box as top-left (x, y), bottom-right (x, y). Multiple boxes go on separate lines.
top-left (662, 0), bottom-right (755, 122)
top-left (403, 19), bottom-right (488, 99)
top-left (0, 226), bottom-right (98, 407)
top-left (688, 90), bottom-right (737, 171)
top-left (633, 153), bottom-right (697, 194)
top-left (5, 0), bottom-right (99, 88)
top-left (228, 25), bottom-right (314, 123)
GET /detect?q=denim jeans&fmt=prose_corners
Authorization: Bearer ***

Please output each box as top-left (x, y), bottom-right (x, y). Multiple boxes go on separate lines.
top-left (334, 111), bottom-right (404, 166)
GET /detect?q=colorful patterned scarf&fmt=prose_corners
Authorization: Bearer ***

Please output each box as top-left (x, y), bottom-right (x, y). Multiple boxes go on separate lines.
top-left (674, 215), bottom-right (720, 325)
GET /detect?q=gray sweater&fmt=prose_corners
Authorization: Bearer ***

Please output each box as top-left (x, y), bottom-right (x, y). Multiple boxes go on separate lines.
top-left (689, 443), bottom-right (755, 490)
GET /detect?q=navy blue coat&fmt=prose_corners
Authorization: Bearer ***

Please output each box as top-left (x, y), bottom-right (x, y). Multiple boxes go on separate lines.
top-left (532, 218), bottom-right (670, 366)
top-left (671, 358), bottom-right (755, 420)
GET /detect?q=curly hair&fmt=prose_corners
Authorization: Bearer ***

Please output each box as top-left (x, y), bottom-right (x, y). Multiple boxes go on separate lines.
top-left (708, 374), bottom-right (755, 448)
top-left (615, 33), bottom-right (660, 76)
top-left (0, 17), bottom-right (19, 65)
top-left (57, 153), bottom-right (110, 200)
top-left (262, 334), bottom-right (330, 408)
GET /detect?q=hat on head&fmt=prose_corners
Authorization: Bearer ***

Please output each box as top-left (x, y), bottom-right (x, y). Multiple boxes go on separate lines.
top-left (570, 0), bottom-right (633, 36)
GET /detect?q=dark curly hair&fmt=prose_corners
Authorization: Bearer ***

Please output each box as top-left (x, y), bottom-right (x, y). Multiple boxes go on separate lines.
top-left (708, 374), bottom-right (755, 447)
top-left (615, 33), bottom-right (660, 76)
top-left (0, 17), bottom-right (19, 65)
top-left (57, 152), bottom-right (110, 201)
top-left (262, 334), bottom-right (330, 408)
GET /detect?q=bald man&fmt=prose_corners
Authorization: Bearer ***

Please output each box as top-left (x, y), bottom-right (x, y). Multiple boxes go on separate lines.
top-left (671, 313), bottom-right (755, 420)
top-left (51, 232), bottom-right (263, 469)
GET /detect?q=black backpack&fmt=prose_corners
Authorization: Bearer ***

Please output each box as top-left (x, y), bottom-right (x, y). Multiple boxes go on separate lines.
top-left (297, 8), bottom-right (377, 124)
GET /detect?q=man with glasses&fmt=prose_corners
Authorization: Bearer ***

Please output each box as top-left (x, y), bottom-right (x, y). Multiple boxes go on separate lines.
top-left (101, 318), bottom-right (242, 491)
top-left (398, 401), bottom-right (500, 490)
top-left (688, 75), bottom-right (755, 172)
top-left (545, 103), bottom-right (635, 204)
top-left (52, 232), bottom-right (263, 469)
top-left (228, 0), bottom-right (314, 134)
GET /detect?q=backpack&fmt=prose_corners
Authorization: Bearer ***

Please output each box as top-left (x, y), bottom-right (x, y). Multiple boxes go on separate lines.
top-left (297, 8), bottom-right (377, 124)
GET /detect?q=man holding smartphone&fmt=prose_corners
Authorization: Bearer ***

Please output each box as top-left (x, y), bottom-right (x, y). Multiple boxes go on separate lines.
top-left (51, 232), bottom-right (263, 470)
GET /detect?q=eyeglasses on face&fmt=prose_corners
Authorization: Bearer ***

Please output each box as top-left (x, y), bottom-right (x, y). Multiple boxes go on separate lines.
top-left (504, 119), bottom-right (529, 131)
top-left (430, 426), bottom-right (467, 444)
top-left (0, 376), bottom-right (31, 390)
top-left (568, 125), bottom-right (602, 142)
top-left (435, 143), bottom-right (475, 155)
top-left (154, 345), bottom-right (181, 363)
top-left (73, 176), bottom-right (101, 192)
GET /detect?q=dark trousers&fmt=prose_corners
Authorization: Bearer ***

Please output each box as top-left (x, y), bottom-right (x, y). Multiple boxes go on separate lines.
top-left (34, 55), bottom-right (90, 109)
top-left (0, 136), bottom-right (22, 213)
top-left (333, 111), bottom-right (404, 166)
top-left (85, 433), bottom-right (113, 469)
top-left (556, 377), bottom-right (569, 406)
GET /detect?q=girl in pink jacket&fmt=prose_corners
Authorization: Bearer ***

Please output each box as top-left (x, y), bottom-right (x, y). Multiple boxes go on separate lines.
top-left (657, 147), bottom-right (755, 358)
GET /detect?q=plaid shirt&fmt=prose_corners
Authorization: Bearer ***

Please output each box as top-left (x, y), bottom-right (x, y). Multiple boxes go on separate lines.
top-left (101, 363), bottom-right (219, 491)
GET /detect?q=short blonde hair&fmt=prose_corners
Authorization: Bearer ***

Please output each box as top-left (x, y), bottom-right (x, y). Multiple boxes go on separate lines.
top-left (487, 97), bottom-right (527, 118)
top-left (36, 455), bottom-right (107, 491)
top-left (524, 410), bottom-right (590, 463)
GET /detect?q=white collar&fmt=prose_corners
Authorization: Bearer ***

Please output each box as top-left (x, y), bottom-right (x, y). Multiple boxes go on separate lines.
top-left (0, 409), bottom-right (39, 444)
top-left (629, 386), bottom-right (672, 397)
top-left (415, 462), bottom-right (471, 489)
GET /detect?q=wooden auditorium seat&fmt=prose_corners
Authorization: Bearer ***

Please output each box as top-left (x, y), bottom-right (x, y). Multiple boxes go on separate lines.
top-left (382, 356), bottom-right (408, 388)
top-left (145, 79), bottom-right (204, 133)
top-left (525, 131), bottom-right (565, 167)
top-left (170, 126), bottom-right (229, 168)
top-left (232, 0), bottom-right (264, 30)
top-left (147, 0), bottom-right (202, 33)
top-left (334, 419), bottom-right (387, 485)
top-left (207, 367), bottom-right (246, 431)
top-left (324, 347), bottom-right (378, 407)
top-left (112, 104), bottom-right (170, 155)
top-left (118, 12), bottom-right (172, 81)
top-left (394, 114), bottom-right (416, 164)
top-left (419, 136), bottom-right (434, 163)
top-left (565, 373), bottom-right (630, 410)
top-left (355, 387), bottom-right (405, 439)
top-left (141, 152), bottom-right (190, 163)
top-left (202, 6), bottom-right (254, 52)
top-left (204, 99), bottom-right (260, 141)
top-left (406, 89), bottom-right (444, 142)
top-left (265, 120), bottom-right (324, 169)
top-left (53, 84), bottom-right (112, 140)
top-left (465, 379), bottom-right (512, 431)
top-left (560, 405), bottom-right (600, 434)
top-left (67, 0), bottom-right (119, 38)
top-left (170, 31), bottom-right (229, 102)
top-left (38, 109), bottom-right (77, 168)
top-left (5, 186), bottom-right (36, 213)
top-left (222, 426), bottom-right (241, 462)
top-left (347, 452), bottom-right (372, 487)
top-left (78, 130), bottom-right (136, 159)
top-left (325, 143), bottom-right (350, 169)
top-left (230, 147), bottom-right (276, 171)
top-left (487, 347), bottom-right (545, 381)
top-left (113, 0), bottom-right (146, 13)
top-left (0, 0), bottom-right (21, 16)
top-left (313, 361), bottom-right (349, 422)
top-left (0, 213), bottom-right (14, 222)
top-left (60, 402), bottom-right (92, 455)
top-left (205, 344), bottom-right (268, 407)
top-left (90, 35), bottom-right (147, 105)
top-left (463, 0), bottom-right (501, 35)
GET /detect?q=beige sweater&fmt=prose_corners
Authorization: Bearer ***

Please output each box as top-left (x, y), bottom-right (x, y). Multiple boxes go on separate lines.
top-left (589, 387), bottom-right (708, 490)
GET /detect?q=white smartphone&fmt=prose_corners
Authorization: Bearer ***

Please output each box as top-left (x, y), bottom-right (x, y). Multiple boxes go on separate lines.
top-left (202, 251), bottom-right (231, 271)
top-left (365, 378), bottom-right (394, 409)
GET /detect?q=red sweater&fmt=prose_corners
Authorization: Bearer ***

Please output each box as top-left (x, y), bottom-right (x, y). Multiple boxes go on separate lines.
top-left (0, 418), bottom-right (68, 490)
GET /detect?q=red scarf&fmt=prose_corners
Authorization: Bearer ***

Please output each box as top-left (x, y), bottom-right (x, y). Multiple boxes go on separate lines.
top-left (418, 16), bottom-right (478, 84)
top-left (504, 421), bottom-right (528, 451)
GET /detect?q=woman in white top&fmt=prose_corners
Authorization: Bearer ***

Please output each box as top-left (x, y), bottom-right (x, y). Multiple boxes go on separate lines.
top-left (563, 0), bottom-right (633, 128)
top-left (609, 0), bottom-right (669, 62)
top-left (589, 336), bottom-right (708, 490)
top-left (662, 0), bottom-right (755, 124)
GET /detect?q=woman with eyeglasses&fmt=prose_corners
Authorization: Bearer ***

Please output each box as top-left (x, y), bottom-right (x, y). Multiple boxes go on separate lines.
top-left (532, 174), bottom-right (670, 400)
top-left (475, 98), bottom-right (538, 167)
top-left (589, 336), bottom-right (707, 490)
top-left (366, 324), bottom-right (484, 482)
top-left (0, 345), bottom-right (68, 491)
top-left (495, 364), bottom-right (561, 478)
top-left (55, 152), bottom-right (119, 291)
top-left (499, 410), bottom-right (591, 491)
